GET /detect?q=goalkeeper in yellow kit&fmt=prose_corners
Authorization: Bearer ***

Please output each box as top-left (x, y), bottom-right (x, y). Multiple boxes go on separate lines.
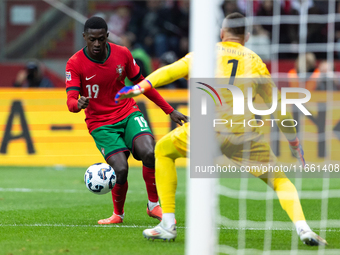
top-left (115, 12), bottom-right (327, 246)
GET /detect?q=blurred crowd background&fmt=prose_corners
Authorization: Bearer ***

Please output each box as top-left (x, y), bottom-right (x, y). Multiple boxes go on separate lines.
top-left (1, 0), bottom-right (340, 90)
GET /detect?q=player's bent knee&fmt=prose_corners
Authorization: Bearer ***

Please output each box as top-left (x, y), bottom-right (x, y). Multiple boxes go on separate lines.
top-left (141, 149), bottom-right (155, 167)
top-left (114, 167), bottom-right (128, 184)
top-left (273, 177), bottom-right (295, 192)
top-left (259, 170), bottom-right (289, 189)
top-left (107, 160), bottom-right (128, 184)
top-left (154, 141), bottom-right (163, 158)
top-left (155, 134), bottom-right (182, 160)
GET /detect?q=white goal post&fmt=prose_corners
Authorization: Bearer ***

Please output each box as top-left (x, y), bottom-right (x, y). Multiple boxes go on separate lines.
top-left (186, 0), bottom-right (220, 254)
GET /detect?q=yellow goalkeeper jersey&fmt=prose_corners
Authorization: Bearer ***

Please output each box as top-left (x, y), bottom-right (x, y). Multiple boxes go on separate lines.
top-left (214, 41), bottom-right (278, 136)
top-left (146, 41), bottom-right (296, 150)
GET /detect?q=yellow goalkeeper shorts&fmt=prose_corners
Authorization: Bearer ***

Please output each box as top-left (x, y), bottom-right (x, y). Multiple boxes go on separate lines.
top-left (216, 131), bottom-right (277, 177)
top-left (170, 122), bottom-right (189, 156)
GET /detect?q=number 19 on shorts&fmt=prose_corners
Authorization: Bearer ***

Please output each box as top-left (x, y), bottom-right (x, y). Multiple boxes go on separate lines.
top-left (135, 116), bottom-right (149, 131)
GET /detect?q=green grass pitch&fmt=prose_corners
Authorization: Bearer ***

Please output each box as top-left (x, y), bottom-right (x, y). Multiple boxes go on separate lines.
top-left (0, 166), bottom-right (339, 254)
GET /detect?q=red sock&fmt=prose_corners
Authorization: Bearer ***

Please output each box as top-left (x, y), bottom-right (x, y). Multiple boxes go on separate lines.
top-left (143, 165), bottom-right (158, 203)
top-left (111, 181), bottom-right (128, 215)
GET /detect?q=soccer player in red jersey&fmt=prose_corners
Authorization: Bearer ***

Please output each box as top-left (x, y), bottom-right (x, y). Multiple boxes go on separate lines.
top-left (66, 16), bottom-right (188, 224)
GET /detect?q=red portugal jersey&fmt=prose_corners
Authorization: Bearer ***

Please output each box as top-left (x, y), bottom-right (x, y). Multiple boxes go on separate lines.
top-left (66, 42), bottom-right (143, 133)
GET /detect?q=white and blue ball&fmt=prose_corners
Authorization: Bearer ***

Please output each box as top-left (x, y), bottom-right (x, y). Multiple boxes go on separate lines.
top-left (84, 163), bottom-right (116, 195)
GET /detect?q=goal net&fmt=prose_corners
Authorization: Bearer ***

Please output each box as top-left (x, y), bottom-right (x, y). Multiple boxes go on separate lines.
top-left (188, 0), bottom-right (340, 254)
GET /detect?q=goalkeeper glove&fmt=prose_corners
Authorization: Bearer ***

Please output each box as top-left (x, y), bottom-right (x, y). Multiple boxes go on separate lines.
top-left (115, 80), bottom-right (152, 104)
top-left (289, 137), bottom-right (305, 167)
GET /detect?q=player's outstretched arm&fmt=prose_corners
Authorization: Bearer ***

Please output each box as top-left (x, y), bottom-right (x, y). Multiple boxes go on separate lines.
top-left (273, 99), bottom-right (306, 167)
top-left (258, 78), bottom-right (306, 167)
top-left (115, 55), bottom-right (190, 104)
top-left (114, 80), bottom-right (152, 103)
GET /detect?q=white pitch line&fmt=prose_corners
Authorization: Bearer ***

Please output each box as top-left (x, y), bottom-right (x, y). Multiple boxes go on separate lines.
top-left (0, 188), bottom-right (142, 194)
top-left (0, 224), bottom-right (340, 232)
top-left (218, 245), bottom-right (340, 255)
top-left (219, 227), bottom-right (340, 232)
top-left (0, 188), bottom-right (185, 196)
top-left (0, 188), bottom-right (87, 193)
top-left (0, 223), bottom-right (150, 228)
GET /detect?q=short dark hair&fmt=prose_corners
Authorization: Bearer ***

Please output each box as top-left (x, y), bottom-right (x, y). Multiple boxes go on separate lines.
top-left (222, 12), bottom-right (246, 36)
top-left (84, 16), bottom-right (108, 33)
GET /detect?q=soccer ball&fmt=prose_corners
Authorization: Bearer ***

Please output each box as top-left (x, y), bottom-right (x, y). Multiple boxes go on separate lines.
top-left (84, 163), bottom-right (116, 195)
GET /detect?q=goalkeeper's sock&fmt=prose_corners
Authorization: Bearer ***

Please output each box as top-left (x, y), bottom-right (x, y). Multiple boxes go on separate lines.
top-left (143, 165), bottom-right (159, 203)
top-left (295, 220), bottom-right (312, 235)
top-left (111, 181), bottom-right (128, 216)
top-left (155, 133), bottom-right (183, 214)
top-left (273, 177), bottom-right (306, 223)
top-left (162, 213), bottom-right (176, 229)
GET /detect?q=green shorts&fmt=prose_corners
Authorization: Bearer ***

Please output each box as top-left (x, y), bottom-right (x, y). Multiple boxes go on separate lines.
top-left (91, 111), bottom-right (153, 161)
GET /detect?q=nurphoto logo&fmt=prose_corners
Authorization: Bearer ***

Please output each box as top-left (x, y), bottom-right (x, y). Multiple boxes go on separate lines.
top-left (197, 82), bottom-right (312, 128)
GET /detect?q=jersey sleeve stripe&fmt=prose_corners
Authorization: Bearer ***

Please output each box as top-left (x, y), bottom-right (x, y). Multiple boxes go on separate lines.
top-left (66, 86), bottom-right (81, 92)
top-left (130, 69), bottom-right (142, 82)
